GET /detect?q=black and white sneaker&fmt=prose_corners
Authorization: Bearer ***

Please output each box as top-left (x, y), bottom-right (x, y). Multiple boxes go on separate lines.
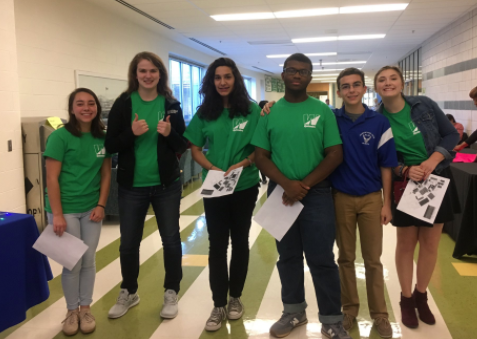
top-left (269, 311), bottom-right (307, 338)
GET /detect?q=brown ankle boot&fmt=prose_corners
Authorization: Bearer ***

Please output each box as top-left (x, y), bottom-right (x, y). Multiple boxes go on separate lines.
top-left (413, 288), bottom-right (436, 325)
top-left (400, 293), bottom-right (418, 328)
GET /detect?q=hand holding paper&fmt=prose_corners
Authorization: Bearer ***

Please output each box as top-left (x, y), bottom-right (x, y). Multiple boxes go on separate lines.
top-left (33, 225), bottom-right (88, 271)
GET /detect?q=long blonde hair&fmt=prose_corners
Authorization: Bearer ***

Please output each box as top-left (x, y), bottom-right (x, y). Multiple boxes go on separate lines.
top-left (126, 51), bottom-right (174, 100)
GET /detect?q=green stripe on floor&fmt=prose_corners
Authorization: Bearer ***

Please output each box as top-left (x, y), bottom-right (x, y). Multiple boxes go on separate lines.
top-left (424, 233), bottom-right (477, 339)
top-left (0, 215), bottom-right (164, 339)
top-left (53, 216), bottom-right (206, 339)
top-left (181, 199), bottom-right (205, 216)
top-left (197, 229), bottom-right (279, 339)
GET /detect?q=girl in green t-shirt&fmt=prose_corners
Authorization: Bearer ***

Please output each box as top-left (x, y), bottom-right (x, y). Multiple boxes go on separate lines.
top-left (184, 57), bottom-right (260, 332)
top-left (375, 66), bottom-right (460, 330)
top-left (44, 88), bottom-right (111, 336)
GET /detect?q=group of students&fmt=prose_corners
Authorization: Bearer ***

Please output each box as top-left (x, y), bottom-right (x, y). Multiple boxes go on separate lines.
top-left (44, 51), bottom-right (460, 339)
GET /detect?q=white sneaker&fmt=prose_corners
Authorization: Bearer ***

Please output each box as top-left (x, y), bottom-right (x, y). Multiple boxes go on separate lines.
top-left (205, 307), bottom-right (226, 332)
top-left (160, 289), bottom-right (178, 319)
top-left (108, 288), bottom-right (140, 319)
top-left (227, 297), bottom-right (244, 320)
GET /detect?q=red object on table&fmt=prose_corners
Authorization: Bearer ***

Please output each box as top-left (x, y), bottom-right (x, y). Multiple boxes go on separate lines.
top-left (453, 152), bottom-right (477, 163)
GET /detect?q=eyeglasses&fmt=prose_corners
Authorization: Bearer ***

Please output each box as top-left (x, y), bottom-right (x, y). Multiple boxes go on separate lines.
top-left (283, 67), bottom-right (312, 77)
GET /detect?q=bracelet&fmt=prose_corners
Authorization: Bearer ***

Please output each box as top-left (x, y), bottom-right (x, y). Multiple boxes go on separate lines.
top-left (97, 204), bottom-right (105, 209)
top-left (246, 156), bottom-right (252, 165)
top-left (209, 164), bottom-right (214, 170)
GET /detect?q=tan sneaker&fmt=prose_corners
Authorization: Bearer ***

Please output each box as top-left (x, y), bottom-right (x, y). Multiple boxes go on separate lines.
top-left (62, 310), bottom-right (79, 336)
top-left (79, 308), bottom-right (96, 334)
top-left (342, 313), bottom-right (355, 331)
top-left (374, 317), bottom-right (392, 338)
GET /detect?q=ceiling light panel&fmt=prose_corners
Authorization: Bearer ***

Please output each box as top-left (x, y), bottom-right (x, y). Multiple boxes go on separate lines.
top-left (292, 34), bottom-right (385, 43)
top-left (340, 4), bottom-right (409, 14)
top-left (211, 12), bottom-right (275, 21)
top-left (313, 68), bottom-right (362, 72)
top-left (267, 52), bottom-right (337, 58)
top-left (274, 7), bottom-right (339, 18)
top-left (279, 61), bottom-right (366, 66)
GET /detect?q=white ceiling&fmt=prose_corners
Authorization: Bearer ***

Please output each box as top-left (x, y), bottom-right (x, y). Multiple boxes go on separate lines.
top-left (88, 0), bottom-right (477, 81)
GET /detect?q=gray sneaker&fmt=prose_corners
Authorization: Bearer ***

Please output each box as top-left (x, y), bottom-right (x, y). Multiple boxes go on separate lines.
top-left (160, 289), bottom-right (178, 319)
top-left (205, 307), bottom-right (227, 331)
top-left (270, 311), bottom-right (308, 338)
top-left (227, 297), bottom-right (243, 320)
top-left (321, 322), bottom-right (352, 339)
top-left (108, 289), bottom-right (140, 319)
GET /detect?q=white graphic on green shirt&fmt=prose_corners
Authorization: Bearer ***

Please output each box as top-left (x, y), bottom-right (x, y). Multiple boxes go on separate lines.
top-left (158, 111), bottom-right (165, 121)
top-left (303, 114), bottom-right (320, 128)
top-left (233, 118), bottom-right (248, 132)
top-left (94, 145), bottom-right (106, 158)
top-left (408, 121), bottom-right (420, 135)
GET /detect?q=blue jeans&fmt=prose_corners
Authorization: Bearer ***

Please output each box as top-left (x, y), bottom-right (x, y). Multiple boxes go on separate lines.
top-left (118, 181), bottom-right (182, 294)
top-left (47, 209), bottom-right (101, 310)
top-left (268, 181), bottom-right (343, 324)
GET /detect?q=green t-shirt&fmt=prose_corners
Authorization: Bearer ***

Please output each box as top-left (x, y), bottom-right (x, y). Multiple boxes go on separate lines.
top-left (251, 96), bottom-right (342, 180)
top-left (44, 127), bottom-right (111, 214)
top-left (383, 103), bottom-right (428, 165)
top-left (131, 91), bottom-right (165, 187)
top-left (184, 103), bottom-right (261, 191)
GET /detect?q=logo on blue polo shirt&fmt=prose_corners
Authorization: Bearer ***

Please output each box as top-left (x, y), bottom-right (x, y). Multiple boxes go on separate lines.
top-left (360, 132), bottom-right (375, 145)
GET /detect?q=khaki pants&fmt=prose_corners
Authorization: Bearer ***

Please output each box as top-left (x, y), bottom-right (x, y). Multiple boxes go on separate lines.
top-left (333, 190), bottom-right (388, 319)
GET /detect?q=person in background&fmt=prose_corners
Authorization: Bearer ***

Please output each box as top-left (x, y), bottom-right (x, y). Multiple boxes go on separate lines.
top-left (326, 98), bottom-right (335, 109)
top-left (329, 68), bottom-right (397, 338)
top-left (258, 100), bottom-right (269, 184)
top-left (454, 86), bottom-right (477, 151)
top-left (253, 53), bottom-right (350, 339)
top-left (105, 51), bottom-right (187, 320)
top-left (45, 88), bottom-right (112, 336)
top-left (446, 114), bottom-right (464, 141)
top-left (184, 57), bottom-right (261, 331)
top-left (375, 66), bottom-right (460, 329)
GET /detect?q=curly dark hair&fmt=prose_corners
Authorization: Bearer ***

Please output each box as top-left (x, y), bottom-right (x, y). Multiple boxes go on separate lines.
top-left (64, 88), bottom-right (105, 139)
top-left (197, 57), bottom-right (252, 121)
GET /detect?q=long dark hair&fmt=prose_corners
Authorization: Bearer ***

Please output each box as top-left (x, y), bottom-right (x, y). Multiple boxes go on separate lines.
top-left (197, 58), bottom-right (252, 120)
top-left (64, 88), bottom-right (105, 138)
top-left (126, 51), bottom-right (174, 101)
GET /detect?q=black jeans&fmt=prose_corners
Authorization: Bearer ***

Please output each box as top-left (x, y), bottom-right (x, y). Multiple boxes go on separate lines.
top-left (203, 185), bottom-right (259, 307)
top-left (118, 181), bottom-right (182, 294)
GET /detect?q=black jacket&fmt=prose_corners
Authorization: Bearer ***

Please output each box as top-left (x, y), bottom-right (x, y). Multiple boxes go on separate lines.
top-left (105, 92), bottom-right (187, 188)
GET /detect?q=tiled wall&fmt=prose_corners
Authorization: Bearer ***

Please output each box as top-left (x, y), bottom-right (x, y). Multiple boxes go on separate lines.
top-left (0, 0), bottom-right (26, 213)
top-left (422, 8), bottom-right (477, 135)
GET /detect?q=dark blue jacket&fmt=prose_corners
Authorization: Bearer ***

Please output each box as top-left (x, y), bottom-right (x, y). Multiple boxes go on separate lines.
top-left (378, 95), bottom-right (459, 173)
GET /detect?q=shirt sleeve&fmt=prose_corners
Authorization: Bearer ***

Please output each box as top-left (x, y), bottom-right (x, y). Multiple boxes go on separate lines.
top-left (466, 128), bottom-right (477, 145)
top-left (183, 112), bottom-right (205, 147)
top-left (377, 119), bottom-right (399, 168)
top-left (322, 108), bottom-right (343, 149)
top-left (43, 129), bottom-right (66, 162)
top-left (251, 113), bottom-right (271, 151)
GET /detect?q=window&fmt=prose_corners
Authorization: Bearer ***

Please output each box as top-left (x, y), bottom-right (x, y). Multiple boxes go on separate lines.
top-left (169, 59), bottom-right (205, 125)
top-left (243, 76), bottom-right (257, 101)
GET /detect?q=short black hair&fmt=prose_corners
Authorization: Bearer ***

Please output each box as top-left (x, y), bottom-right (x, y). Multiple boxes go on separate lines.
top-left (283, 53), bottom-right (313, 72)
top-left (258, 100), bottom-right (269, 109)
top-left (337, 68), bottom-right (365, 90)
top-left (446, 114), bottom-right (456, 123)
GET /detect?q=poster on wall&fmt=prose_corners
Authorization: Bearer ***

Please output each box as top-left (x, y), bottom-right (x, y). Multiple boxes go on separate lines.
top-left (271, 78), bottom-right (278, 92)
top-left (265, 76), bottom-right (272, 92)
top-left (75, 71), bottom-right (128, 124)
top-left (278, 81), bottom-right (285, 92)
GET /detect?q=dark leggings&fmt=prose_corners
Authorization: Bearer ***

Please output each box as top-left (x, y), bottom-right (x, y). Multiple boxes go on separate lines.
top-left (203, 185), bottom-right (259, 307)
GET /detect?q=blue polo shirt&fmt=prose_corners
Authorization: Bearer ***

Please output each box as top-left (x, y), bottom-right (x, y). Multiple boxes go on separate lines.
top-left (329, 104), bottom-right (398, 196)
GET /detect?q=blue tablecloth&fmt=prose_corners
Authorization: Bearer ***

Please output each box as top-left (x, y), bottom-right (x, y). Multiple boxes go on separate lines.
top-left (0, 212), bottom-right (53, 332)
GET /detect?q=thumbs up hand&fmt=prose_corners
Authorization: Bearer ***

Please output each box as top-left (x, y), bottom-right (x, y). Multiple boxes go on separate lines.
top-left (157, 115), bottom-right (172, 137)
top-left (132, 113), bottom-right (149, 136)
